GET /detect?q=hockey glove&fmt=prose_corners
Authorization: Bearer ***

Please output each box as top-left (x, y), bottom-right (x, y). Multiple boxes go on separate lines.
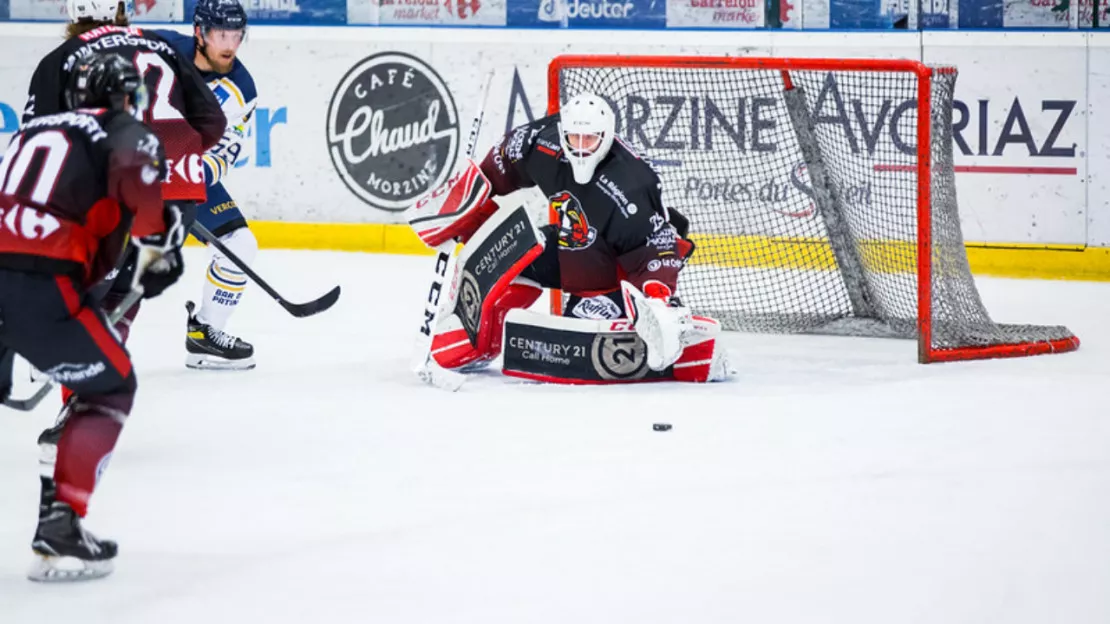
top-left (133, 203), bottom-right (187, 299)
top-left (406, 159), bottom-right (498, 247)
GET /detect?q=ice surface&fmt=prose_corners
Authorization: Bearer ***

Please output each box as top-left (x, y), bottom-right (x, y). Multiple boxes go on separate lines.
top-left (1, 249), bottom-right (1108, 624)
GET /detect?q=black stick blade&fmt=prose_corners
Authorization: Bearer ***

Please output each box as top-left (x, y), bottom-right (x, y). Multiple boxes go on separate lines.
top-left (3, 382), bottom-right (53, 412)
top-left (280, 285), bottom-right (341, 318)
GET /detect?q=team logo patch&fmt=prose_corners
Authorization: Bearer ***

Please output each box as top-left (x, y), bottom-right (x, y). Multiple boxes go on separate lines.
top-left (326, 52), bottom-right (460, 213)
top-left (571, 295), bottom-right (623, 320)
top-left (550, 191), bottom-right (597, 251)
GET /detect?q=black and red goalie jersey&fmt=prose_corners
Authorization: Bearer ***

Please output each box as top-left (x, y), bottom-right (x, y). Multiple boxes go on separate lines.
top-left (0, 108), bottom-right (167, 287)
top-left (22, 25), bottom-right (225, 202)
top-left (479, 113), bottom-right (692, 298)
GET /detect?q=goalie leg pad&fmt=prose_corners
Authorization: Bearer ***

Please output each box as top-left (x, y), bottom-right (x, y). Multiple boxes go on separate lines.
top-left (502, 310), bottom-right (670, 384)
top-left (672, 316), bottom-right (730, 383)
top-left (621, 280), bottom-right (690, 372)
top-left (502, 310), bottom-right (730, 384)
top-left (431, 278), bottom-right (543, 370)
top-left (405, 159), bottom-right (498, 248)
top-left (429, 204), bottom-right (545, 370)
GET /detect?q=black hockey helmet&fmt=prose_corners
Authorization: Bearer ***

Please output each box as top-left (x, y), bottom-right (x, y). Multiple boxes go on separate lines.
top-left (64, 52), bottom-right (148, 116)
top-left (194, 0), bottom-right (248, 31)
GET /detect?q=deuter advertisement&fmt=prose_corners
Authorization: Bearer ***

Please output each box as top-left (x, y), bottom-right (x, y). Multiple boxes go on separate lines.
top-left (508, 0), bottom-right (665, 28)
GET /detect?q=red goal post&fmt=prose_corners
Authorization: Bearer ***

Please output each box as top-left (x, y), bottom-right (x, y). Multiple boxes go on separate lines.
top-left (545, 54), bottom-right (1079, 364)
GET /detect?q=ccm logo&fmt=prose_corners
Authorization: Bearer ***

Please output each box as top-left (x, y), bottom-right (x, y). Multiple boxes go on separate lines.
top-left (609, 320), bottom-right (634, 332)
top-left (165, 154), bottom-right (204, 185)
top-left (415, 170), bottom-right (464, 210)
top-left (0, 204), bottom-right (60, 240)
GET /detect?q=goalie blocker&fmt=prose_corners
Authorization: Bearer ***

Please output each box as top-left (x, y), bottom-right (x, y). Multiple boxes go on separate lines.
top-left (413, 171), bottom-right (728, 384)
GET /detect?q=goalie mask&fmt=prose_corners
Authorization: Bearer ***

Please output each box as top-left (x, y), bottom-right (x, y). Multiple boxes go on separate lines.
top-left (558, 93), bottom-right (615, 185)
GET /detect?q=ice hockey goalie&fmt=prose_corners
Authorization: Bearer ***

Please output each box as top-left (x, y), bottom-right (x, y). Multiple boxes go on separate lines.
top-left (405, 93), bottom-right (730, 384)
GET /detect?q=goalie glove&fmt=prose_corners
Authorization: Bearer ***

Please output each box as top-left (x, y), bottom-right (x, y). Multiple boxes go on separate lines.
top-left (621, 280), bottom-right (693, 371)
top-left (405, 159), bottom-right (499, 248)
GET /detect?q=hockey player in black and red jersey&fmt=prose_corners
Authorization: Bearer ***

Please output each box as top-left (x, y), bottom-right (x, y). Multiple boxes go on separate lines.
top-left (0, 53), bottom-right (185, 581)
top-left (406, 94), bottom-right (729, 384)
top-left (22, 0), bottom-right (226, 347)
top-left (21, 0), bottom-right (226, 518)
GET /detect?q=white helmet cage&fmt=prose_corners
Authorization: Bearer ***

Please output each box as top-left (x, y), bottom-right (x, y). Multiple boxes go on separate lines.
top-left (558, 93), bottom-right (616, 185)
top-left (67, 0), bottom-right (134, 23)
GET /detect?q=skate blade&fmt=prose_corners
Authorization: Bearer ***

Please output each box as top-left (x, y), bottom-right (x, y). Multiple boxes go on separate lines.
top-left (186, 354), bottom-right (256, 371)
top-left (27, 554), bottom-right (114, 582)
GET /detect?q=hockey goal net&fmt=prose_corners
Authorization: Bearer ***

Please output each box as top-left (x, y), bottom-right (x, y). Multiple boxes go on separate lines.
top-left (547, 55), bottom-right (1078, 363)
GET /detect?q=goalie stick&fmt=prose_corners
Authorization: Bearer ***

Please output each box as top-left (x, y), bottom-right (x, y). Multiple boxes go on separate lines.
top-left (190, 222), bottom-right (341, 318)
top-left (410, 70), bottom-right (496, 392)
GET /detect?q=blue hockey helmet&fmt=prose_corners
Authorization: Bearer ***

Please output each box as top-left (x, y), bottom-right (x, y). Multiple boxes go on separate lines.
top-left (193, 0), bottom-right (248, 31)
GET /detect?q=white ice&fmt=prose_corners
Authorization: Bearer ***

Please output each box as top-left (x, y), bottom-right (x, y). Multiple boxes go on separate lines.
top-left (1, 248), bottom-right (1108, 624)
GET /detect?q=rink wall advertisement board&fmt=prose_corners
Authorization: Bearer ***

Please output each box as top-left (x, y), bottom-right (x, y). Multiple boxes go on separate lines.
top-left (0, 25), bottom-right (1105, 250)
top-left (7, 0), bottom-right (183, 20)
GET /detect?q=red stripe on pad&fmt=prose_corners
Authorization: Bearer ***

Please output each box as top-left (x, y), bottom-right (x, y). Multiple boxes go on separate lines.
top-left (54, 276), bottom-right (132, 378)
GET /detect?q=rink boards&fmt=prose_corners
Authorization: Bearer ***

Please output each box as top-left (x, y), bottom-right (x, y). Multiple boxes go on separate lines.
top-left (0, 25), bottom-right (1107, 279)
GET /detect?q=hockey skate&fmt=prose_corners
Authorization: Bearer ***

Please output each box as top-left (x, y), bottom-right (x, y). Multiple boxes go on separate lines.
top-left (28, 501), bottom-right (117, 582)
top-left (185, 301), bottom-right (255, 370)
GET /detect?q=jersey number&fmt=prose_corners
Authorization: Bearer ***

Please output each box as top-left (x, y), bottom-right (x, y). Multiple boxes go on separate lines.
top-left (0, 131), bottom-right (71, 205)
top-left (134, 52), bottom-right (183, 122)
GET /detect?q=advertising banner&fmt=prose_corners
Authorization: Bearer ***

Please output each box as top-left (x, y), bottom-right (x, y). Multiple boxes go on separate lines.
top-left (924, 31), bottom-right (1087, 244)
top-left (955, 0), bottom-right (1097, 27)
top-left (1086, 33), bottom-right (1110, 245)
top-left (826, 0), bottom-right (909, 27)
top-left (10, 0), bottom-right (182, 20)
top-left (0, 25), bottom-right (1101, 247)
top-left (508, 0), bottom-right (666, 29)
top-left (184, 0), bottom-right (346, 24)
top-left (376, 0), bottom-right (507, 25)
top-left (665, 0), bottom-right (765, 28)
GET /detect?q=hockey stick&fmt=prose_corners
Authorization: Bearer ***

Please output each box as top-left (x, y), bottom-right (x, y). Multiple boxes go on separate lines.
top-left (2, 286), bottom-right (144, 412)
top-left (411, 70), bottom-right (496, 392)
top-left (190, 222), bottom-right (340, 318)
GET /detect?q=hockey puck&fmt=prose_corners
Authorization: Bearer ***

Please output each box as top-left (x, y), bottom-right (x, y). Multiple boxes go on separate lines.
top-left (653, 423), bottom-right (672, 432)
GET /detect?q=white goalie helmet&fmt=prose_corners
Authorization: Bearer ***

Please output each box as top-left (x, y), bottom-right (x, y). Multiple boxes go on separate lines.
top-left (66, 0), bottom-right (133, 22)
top-left (558, 93), bottom-right (616, 185)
